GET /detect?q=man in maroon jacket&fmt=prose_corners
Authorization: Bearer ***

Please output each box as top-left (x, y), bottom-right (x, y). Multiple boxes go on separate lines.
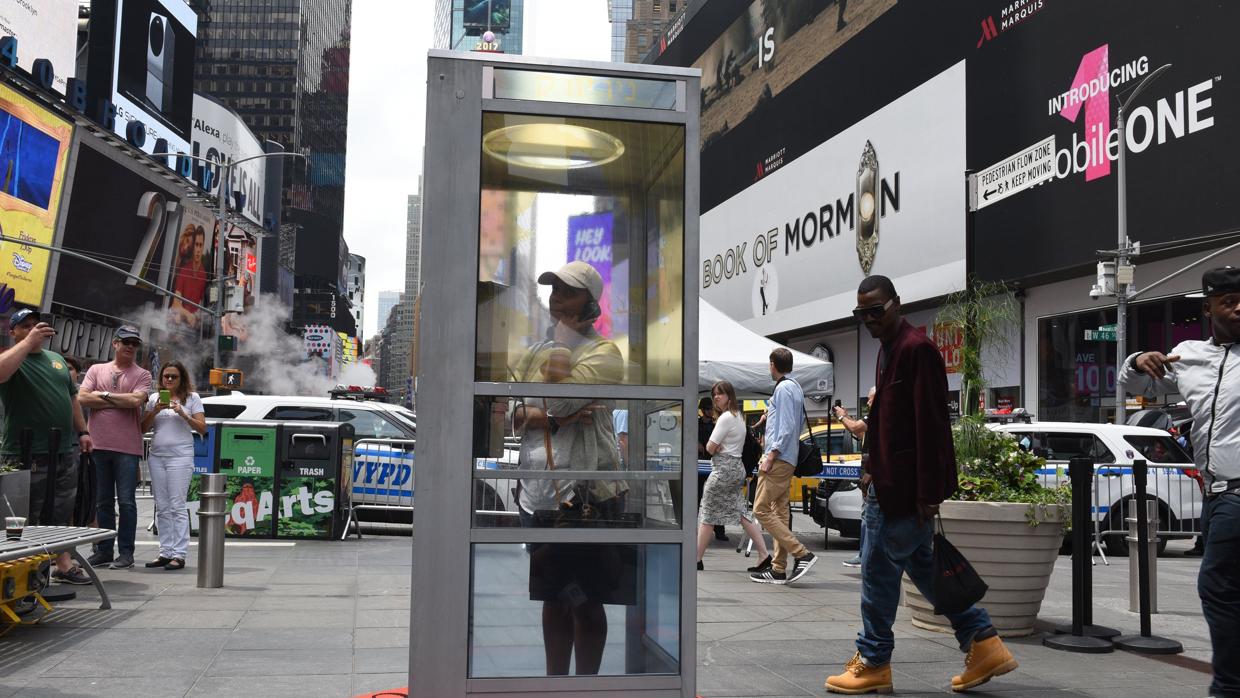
top-left (826, 276), bottom-right (1017, 695)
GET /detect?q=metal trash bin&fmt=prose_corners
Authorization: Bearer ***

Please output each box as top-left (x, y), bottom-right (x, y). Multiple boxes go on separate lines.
top-left (273, 422), bottom-right (353, 540)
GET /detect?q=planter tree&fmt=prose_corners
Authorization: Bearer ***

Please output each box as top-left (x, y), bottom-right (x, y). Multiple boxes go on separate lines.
top-left (902, 278), bottom-right (1071, 637)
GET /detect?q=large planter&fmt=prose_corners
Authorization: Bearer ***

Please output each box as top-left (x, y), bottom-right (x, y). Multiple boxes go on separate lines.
top-left (0, 469), bottom-right (30, 518)
top-left (902, 500), bottom-right (1064, 637)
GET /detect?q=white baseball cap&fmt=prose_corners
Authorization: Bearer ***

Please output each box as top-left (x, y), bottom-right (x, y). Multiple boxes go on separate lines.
top-left (538, 260), bottom-right (603, 300)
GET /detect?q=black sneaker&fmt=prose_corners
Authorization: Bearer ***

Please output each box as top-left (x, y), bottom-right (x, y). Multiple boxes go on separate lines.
top-left (696, 560), bottom-right (704, 571)
top-left (749, 569), bottom-right (786, 585)
top-left (746, 555), bottom-right (773, 574)
top-left (51, 566), bottom-right (92, 585)
top-left (787, 552), bottom-right (817, 584)
top-left (110, 554), bottom-right (135, 570)
top-left (86, 551), bottom-right (113, 567)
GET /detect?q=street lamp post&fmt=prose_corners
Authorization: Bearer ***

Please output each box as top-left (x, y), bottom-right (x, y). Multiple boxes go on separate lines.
top-left (1111, 63), bottom-right (1170, 425)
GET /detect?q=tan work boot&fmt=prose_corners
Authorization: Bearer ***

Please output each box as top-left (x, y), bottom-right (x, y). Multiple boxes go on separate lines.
top-left (825, 652), bottom-right (893, 695)
top-left (951, 634), bottom-right (1018, 692)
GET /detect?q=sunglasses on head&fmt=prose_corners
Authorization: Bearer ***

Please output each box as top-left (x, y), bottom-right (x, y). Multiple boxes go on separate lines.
top-left (852, 298), bottom-right (895, 321)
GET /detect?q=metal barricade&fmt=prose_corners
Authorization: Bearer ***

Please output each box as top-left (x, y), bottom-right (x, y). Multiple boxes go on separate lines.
top-left (137, 436), bottom-right (153, 498)
top-left (340, 438), bottom-right (416, 540)
top-left (1036, 462), bottom-right (1205, 557)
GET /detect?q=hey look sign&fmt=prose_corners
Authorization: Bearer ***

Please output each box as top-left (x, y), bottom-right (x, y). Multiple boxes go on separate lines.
top-left (566, 212), bottom-right (619, 338)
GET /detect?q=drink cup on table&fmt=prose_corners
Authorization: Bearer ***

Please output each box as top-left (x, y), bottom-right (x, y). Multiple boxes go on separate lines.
top-left (5, 516), bottom-right (25, 540)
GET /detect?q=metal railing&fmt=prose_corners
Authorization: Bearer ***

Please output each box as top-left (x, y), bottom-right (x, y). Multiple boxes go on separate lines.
top-left (1038, 462), bottom-right (1204, 556)
top-left (340, 437), bottom-right (416, 540)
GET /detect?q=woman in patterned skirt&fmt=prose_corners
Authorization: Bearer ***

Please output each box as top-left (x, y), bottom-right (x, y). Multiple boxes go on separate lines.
top-left (696, 380), bottom-right (769, 570)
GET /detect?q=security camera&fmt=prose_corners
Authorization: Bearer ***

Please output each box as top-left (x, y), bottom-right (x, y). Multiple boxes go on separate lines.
top-left (1089, 284), bottom-right (1104, 299)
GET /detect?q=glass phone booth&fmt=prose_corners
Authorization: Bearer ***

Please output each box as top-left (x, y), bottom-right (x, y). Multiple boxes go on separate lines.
top-left (412, 51), bottom-right (701, 697)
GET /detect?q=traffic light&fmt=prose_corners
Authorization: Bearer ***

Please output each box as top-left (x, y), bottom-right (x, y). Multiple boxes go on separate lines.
top-left (209, 368), bottom-right (243, 388)
top-left (217, 334), bottom-right (238, 352)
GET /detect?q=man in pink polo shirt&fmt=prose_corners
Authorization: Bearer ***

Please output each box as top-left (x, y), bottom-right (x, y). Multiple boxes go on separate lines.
top-left (78, 326), bottom-right (152, 569)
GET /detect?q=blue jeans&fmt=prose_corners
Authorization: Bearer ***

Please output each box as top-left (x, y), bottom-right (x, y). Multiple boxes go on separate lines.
top-left (94, 450), bottom-right (139, 557)
top-left (857, 490), bottom-right (993, 665)
top-left (1199, 492), bottom-right (1240, 697)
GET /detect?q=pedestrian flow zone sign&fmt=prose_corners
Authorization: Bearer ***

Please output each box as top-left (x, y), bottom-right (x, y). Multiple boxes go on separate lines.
top-left (969, 136), bottom-right (1056, 211)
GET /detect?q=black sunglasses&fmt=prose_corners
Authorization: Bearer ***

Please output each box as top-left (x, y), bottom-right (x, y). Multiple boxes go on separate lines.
top-left (852, 298), bottom-right (895, 321)
top-left (118, 338), bottom-right (142, 347)
top-left (161, 373), bottom-right (180, 381)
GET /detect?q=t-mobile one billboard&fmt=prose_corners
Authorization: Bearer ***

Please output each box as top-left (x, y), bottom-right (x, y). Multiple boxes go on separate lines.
top-left (969, 1), bottom-right (1236, 282)
top-left (700, 61), bottom-right (966, 336)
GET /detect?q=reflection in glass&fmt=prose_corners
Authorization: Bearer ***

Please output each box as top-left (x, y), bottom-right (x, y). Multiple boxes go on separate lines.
top-left (475, 113), bottom-right (685, 386)
top-left (469, 543), bottom-right (680, 677)
top-left (473, 399), bottom-right (683, 528)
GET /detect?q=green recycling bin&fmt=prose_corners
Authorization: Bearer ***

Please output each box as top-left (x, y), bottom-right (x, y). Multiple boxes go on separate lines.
top-left (217, 422), bottom-right (278, 538)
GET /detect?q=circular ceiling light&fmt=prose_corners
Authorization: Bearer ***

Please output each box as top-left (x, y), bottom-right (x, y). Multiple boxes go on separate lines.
top-left (483, 123), bottom-right (625, 170)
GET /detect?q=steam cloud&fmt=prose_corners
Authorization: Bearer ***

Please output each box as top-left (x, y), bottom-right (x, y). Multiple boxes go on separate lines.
top-left (131, 295), bottom-right (369, 397)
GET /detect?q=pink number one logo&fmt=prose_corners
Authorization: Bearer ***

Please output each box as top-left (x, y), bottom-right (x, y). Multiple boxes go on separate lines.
top-left (1058, 44), bottom-right (1110, 181)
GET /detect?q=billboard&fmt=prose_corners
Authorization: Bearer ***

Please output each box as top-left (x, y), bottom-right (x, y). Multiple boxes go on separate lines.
top-left (659, 2), bottom-right (975, 213)
top-left (464, 0), bottom-right (511, 34)
top-left (0, 0), bottom-right (78, 93)
top-left (87, 0), bottom-right (197, 157)
top-left (699, 61), bottom-right (967, 335)
top-left (53, 144), bottom-right (182, 324)
top-left (968, 1), bottom-right (1240, 283)
top-left (566, 212), bottom-right (622, 338)
top-left (191, 95), bottom-right (267, 226)
top-left (0, 81), bottom-right (74, 307)
top-left (167, 202), bottom-right (215, 330)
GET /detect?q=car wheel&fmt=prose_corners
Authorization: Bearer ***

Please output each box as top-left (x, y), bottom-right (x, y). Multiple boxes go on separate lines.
top-left (1103, 498), bottom-right (1170, 557)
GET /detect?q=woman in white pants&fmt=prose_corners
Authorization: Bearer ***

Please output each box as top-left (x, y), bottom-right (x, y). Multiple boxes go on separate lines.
top-left (140, 361), bottom-right (206, 571)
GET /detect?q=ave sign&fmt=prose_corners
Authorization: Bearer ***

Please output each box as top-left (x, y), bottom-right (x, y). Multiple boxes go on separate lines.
top-left (970, 136), bottom-right (1056, 211)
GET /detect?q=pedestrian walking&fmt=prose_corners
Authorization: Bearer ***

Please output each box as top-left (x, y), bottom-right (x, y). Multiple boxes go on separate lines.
top-left (696, 380), bottom-right (769, 571)
top-left (79, 325), bottom-right (152, 570)
top-left (1119, 266), bottom-right (1240, 698)
top-left (826, 276), bottom-right (1016, 694)
top-left (749, 347), bottom-right (816, 585)
top-left (697, 398), bottom-right (728, 542)
top-left (140, 361), bottom-right (205, 571)
top-left (0, 309), bottom-right (93, 584)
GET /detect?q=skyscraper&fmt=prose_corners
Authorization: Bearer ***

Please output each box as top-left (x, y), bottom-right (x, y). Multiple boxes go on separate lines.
top-left (376, 291), bottom-right (402, 334)
top-left (434, 0), bottom-right (525, 54)
top-left (406, 182), bottom-right (423, 299)
top-left (191, 0), bottom-right (354, 333)
top-left (346, 253), bottom-right (366, 339)
top-left (609, 0), bottom-right (680, 63)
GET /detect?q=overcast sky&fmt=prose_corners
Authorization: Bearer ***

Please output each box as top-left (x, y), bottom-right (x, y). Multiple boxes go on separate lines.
top-left (342, 0), bottom-right (613, 338)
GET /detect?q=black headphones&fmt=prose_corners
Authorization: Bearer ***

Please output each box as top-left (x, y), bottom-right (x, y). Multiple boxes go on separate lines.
top-left (582, 295), bottom-right (601, 322)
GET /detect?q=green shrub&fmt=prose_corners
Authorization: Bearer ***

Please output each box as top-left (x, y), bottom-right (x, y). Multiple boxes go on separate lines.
top-left (952, 415), bottom-right (1070, 527)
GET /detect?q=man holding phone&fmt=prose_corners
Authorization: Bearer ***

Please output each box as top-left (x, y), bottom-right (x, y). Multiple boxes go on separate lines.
top-left (0, 308), bottom-right (93, 584)
top-left (79, 326), bottom-right (152, 570)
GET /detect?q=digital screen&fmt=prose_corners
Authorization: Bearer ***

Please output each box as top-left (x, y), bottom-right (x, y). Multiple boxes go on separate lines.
top-left (464, 0), bottom-right (511, 33)
top-left (0, 108), bottom-right (59, 210)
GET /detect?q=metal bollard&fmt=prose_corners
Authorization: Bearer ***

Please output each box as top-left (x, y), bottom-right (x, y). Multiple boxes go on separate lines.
top-left (196, 474), bottom-right (227, 588)
top-left (1125, 499), bottom-right (1159, 613)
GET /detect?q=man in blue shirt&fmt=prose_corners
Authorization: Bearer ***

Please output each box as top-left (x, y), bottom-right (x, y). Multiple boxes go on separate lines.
top-left (750, 347), bottom-right (816, 584)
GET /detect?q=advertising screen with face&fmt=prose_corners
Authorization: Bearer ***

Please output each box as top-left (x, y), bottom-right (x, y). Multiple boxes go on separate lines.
top-left (0, 82), bottom-right (74, 307)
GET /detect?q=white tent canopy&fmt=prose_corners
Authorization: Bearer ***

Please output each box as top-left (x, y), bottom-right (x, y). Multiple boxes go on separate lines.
top-left (698, 299), bottom-right (834, 399)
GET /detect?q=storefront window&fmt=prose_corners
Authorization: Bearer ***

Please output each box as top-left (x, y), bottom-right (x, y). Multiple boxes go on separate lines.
top-left (1038, 296), bottom-right (1211, 423)
top-left (475, 113), bottom-right (686, 386)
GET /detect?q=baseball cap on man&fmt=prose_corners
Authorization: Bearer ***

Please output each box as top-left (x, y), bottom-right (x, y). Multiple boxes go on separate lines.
top-left (538, 260), bottom-right (604, 300)
top-left (1186, 266), bottom-right (1240, 298)
top-left (114, 325), bottom-right (142, 342)
top-left (8, 308), bottom-right (40, 327)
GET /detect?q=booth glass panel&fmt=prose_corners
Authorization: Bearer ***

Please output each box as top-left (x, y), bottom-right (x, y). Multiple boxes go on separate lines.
top-left (469, 542), bottom-right (681, 678)
top-left (475, 112), bottom-right (686, 387)
top-left (473, 398), bottom-right (684, 529)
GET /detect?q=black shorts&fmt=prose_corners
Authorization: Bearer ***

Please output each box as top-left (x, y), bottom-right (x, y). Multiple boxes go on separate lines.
top-left (523, 497), bottom-right (637, 606)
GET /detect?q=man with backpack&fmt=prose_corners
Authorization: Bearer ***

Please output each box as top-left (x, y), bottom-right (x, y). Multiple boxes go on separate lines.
top-left (749, 347), bottom-right (817, 585)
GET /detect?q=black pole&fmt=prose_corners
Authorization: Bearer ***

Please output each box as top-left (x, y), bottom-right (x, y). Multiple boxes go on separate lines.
top-left (1114, 460), bottom-right (1182, 654)
top-left (41, 428), bottom-right (61, 525)
top-left (1044, 457), bottom-right (1114, 653)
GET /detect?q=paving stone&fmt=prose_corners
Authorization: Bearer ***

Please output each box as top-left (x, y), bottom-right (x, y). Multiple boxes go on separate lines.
top-left (354, 627), bottom-right (410, 649)
top-left (205, 648), bottom-right (353, 677)
top-left (354, 647), bottom-right (410, 674)
top-left (223, 627), bottom-right (354, 651)
top-left (188, 674), bottom-right (353, 697)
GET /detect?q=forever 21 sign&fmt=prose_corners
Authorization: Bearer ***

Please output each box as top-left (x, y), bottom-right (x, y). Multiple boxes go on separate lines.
top-left (47, 316), bottom-right (117, 361)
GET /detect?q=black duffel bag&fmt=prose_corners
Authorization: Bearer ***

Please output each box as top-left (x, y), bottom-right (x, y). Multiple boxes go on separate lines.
top-left (931, 516), bottom-right (989, 615)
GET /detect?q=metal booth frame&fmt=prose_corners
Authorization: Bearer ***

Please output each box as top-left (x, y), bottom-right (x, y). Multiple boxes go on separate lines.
top-left (412, 51), bottom-right (701, 697)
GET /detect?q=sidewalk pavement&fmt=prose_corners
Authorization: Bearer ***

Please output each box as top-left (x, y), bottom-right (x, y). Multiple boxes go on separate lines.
top-left (0, 500), bottom-right (1215, 697)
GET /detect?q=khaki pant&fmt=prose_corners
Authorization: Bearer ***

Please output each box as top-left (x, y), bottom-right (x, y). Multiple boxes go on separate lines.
top-left (753, 458), bottom-right (807, 573)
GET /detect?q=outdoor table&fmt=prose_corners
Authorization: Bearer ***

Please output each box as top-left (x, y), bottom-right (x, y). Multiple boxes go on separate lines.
top-left (0, 526), bottom-right (118, 609)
